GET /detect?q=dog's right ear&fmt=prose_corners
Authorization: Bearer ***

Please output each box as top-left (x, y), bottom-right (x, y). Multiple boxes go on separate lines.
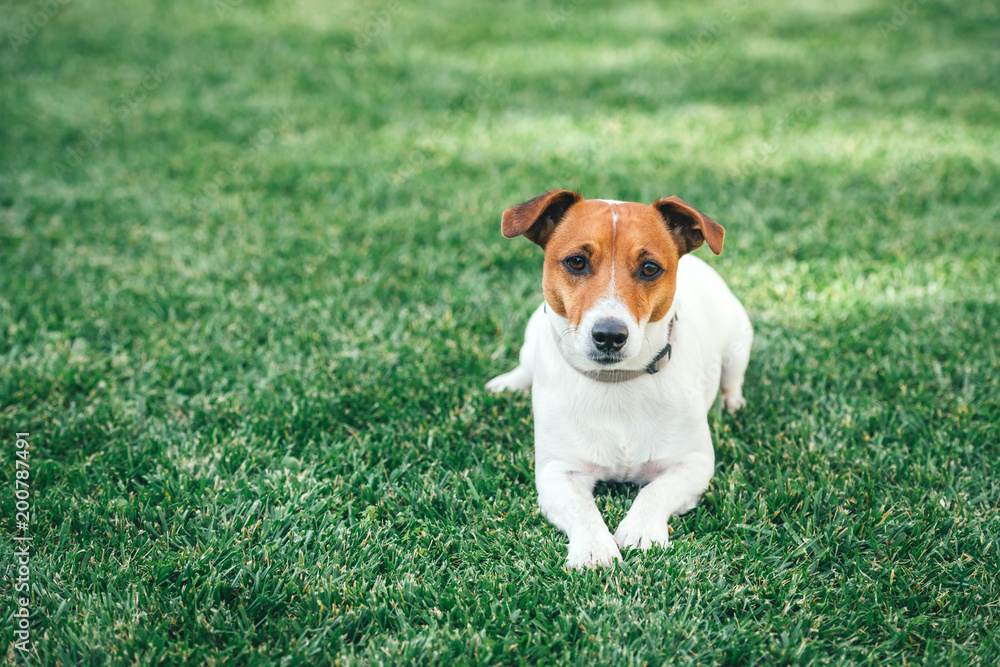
top-left (501, 190), bottom-right (582, 247)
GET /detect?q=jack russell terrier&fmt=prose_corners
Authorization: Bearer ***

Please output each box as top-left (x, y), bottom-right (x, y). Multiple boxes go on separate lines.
top-left (486, 190), bottom-right (753, 569)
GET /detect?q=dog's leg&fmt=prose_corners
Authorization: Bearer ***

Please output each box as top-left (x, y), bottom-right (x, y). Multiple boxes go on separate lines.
top-left (536, 462), bottom-right (622, 568)
top-left (613, 448), bottom-right (714, 550)
top-left (485, 366), bottom-right (532, 392)
top-left (720, 383), bottom-right (746, 413)
top-left (719, 313), bottom-right (753, 413)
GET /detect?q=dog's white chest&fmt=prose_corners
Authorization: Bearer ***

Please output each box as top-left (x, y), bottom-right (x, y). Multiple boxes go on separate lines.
top-left (532, 372), bottom-right (685, 483)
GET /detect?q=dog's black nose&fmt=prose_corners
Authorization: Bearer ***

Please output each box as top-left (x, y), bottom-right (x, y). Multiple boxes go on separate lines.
top-left (592, 319), bottom-right (628, 353)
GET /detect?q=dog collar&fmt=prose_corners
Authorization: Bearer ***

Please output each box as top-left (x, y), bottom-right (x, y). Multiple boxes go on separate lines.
top-left (549, 310), bottom-right (678, 384)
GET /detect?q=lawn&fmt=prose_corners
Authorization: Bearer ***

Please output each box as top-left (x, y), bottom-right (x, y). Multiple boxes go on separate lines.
top-left (1, 0), bottom-right (999, 664)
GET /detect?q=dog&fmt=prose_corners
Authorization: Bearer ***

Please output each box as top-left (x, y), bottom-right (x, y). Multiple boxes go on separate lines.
top-left (486, 190), bottom-right (753, 569)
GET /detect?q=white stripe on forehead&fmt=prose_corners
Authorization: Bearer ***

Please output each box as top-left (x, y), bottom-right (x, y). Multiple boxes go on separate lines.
top-left (596, 200), bottom-right (619, 296)
top-left (595, 199), bottom-right (622, 234)
top-left (594, 199), bottom-right (621, 231)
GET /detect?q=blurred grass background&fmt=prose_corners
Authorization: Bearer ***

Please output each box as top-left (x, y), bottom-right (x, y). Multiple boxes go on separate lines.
top-left (1, 0), bottom-right (999, 664)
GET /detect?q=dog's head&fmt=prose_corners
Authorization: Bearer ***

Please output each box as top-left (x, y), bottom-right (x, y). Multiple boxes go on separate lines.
top-left (501, 190), bottom-right (724, 369)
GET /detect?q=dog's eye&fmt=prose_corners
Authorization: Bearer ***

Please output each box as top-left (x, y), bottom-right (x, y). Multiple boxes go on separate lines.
top-left (563, 255), bottom-right (588, 273)
top-left (640, 261), bottom-right (662, 278)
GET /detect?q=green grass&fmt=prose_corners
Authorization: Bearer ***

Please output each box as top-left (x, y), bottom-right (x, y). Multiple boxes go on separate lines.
top-left (1, 0), bottom-right (999, 664)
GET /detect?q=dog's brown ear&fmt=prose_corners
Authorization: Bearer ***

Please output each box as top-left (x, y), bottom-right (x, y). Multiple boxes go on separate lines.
top-left (652, 196), bottom-right (725, 255)
top-left (501, 190), bottom-right (582, 247)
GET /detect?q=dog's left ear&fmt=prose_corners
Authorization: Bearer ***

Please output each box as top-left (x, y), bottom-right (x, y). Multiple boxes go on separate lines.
top-left (501, 190), bottom-right (582, 247)
top-left (652, 196), bottom-right (725, 255)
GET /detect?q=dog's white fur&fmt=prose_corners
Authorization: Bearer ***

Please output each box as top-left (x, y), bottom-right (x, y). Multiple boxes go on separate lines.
top-left (487, 254), bottom-right (752, 568)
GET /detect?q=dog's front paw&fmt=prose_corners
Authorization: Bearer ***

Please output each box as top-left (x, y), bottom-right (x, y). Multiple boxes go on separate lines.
top-left (566, 533), bottom-right (622, 569)
top-left (614, 514), bottom-right (671, 551)
top-left (722, 388), bottom-right (746, 413)
top-left (485, 367), bottom-right (531, 393)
